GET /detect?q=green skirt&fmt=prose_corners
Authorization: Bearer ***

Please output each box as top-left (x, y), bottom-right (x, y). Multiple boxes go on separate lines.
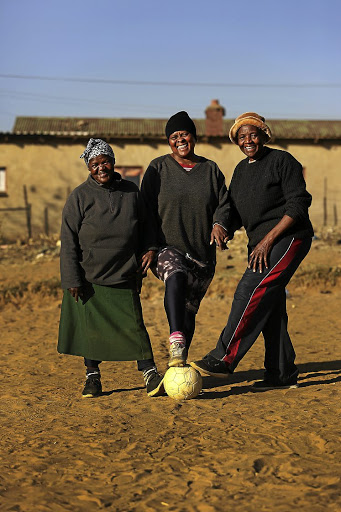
top-left (58, 283), bottom-right (153, 361)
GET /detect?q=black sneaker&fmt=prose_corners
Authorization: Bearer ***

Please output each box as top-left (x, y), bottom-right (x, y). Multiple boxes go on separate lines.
top-left (251, 380), bottom-right (298, 391)
top-left (144, 370), bottom-right (165, 397)
top-left (82, 375), bottom-right (102, 398)
top-left (190, 355), bottom-right (230, 378)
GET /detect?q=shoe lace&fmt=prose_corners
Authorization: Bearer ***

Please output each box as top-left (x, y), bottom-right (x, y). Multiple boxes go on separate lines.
top-left (86, 371), bottom-right (100, 378)
top-left (85, 374), bottom-right (101, 385)
top-left (144, 368), bottom-right (160, 386)
top-left (170, 342), bottom-right (185, 354)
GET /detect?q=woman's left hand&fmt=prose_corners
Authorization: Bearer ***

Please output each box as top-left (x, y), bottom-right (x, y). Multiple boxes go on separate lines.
top-left (139, 250), bottom-right (156, 275)
top-left (248, 235), bottom-right (274, 273)
top-left (210, 225), bottom-right (229, 250)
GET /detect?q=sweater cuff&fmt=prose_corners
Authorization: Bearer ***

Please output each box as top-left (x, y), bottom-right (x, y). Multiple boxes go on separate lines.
top-left (213, 222), bottom-right (228, 231)
top-left (141, 245), bottom-right (159, 253)
top-left (284, 208), bottom-right (302, 223)
top-left (61, 280), bottom-right (83, 290)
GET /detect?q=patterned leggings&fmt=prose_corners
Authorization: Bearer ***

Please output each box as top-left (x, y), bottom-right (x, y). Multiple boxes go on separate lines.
top-left (154, 247), bottom-right (215, 348)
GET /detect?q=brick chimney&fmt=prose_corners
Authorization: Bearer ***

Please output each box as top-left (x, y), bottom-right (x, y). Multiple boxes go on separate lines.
top-left (205, 99), bottom-right (225, 137)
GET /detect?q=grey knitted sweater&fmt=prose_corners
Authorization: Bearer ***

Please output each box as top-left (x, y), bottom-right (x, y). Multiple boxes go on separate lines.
top-left (60, 175), bottom-right (153, 289)
top-left (140, 154), bottom-right (230, 264)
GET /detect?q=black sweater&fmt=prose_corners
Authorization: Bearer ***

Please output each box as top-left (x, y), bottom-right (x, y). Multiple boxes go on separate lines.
top-left (140, 154), bottom-right (230, 264)
top-left (60, 175), bottom-right (153, 289)
top-left (228, 147), bottom-right (314, 248)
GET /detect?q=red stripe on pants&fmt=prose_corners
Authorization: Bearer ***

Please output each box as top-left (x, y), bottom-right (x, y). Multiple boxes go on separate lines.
top-left (222, 239), bottom-right (302, 365)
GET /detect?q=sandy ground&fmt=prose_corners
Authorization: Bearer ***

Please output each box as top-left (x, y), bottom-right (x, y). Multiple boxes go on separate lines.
top-left (0, 230), bottom-right (340, 512)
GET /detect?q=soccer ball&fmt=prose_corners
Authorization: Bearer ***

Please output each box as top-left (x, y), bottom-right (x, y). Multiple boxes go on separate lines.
top-left (164, 365), bottom-right (202, 400)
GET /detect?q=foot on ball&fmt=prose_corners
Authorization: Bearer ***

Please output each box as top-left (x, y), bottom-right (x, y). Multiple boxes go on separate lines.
top-left (169, 342), bottom-right (187, 367)
top-left (190, 355), bottom-right (230, 378)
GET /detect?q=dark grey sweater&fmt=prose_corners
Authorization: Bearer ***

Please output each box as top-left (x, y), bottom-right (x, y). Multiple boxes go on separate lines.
top-left (140, 154), bottom-right (230, 264)
top-left (60, 175), bottom-right (152, 289)
top-left (227, 147), bottom-right (314, 248)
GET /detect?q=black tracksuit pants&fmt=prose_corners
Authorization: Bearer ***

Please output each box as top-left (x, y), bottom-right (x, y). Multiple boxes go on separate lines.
top-left (209, 236), bottom-right (312, 384)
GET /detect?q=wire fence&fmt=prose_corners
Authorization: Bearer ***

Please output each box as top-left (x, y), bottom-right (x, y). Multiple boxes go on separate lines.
top-left (0, 185), bottom-right (32, 240)
top-left (323, 179), bottom-right (341, 226)
top-left (0, 182), bottom-right (340, 243)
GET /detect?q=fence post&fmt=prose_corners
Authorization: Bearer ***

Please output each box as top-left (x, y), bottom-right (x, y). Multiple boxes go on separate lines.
top-left (23, 185), bottom-right (32, 239)
top-left (44, 206), bottom-right (49, 236)
top-left (323, 178), bottom-right (327, 226)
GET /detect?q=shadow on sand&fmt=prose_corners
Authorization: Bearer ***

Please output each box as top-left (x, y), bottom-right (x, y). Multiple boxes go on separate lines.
top-left (198, 360), bottom-right (341, 399)
top-left (100, 386), bottom-right (145, 397)
top-left (94, 361), bottom-right (341, 399)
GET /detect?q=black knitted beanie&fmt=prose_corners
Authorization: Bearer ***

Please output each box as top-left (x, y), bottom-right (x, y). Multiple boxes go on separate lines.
top-left (165, 111), bottom-right (197, 140)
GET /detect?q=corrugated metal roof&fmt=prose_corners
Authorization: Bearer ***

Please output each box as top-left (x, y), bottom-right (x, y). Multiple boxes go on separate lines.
top-left (12, 116), bottom-right (341, 140)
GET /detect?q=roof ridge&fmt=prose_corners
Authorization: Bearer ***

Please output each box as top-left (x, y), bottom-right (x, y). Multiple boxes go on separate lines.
top-left (11, 116), bottom-right (341, 140)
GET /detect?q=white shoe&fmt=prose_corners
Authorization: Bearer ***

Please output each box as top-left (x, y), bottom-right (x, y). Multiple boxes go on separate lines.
top-left (168, 342), bottom-right (187, 367)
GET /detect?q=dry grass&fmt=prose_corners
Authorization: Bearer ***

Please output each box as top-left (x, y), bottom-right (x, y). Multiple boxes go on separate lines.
top-left (292, 264), bottom-right (341, 288)
top-left (0, 277), bottom-right (61, 309)
top-left (1, 228), bottom-right (340, 308)
top-left (1, 263), bottom-right (339, 311)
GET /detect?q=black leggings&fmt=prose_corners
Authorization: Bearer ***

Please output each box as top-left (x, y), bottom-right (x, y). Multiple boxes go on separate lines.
top-left (164, 272), bottom-right (196, 350)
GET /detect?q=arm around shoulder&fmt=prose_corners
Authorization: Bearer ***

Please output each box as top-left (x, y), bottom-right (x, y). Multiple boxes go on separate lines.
top-left (212, 165), bottom-right (231, 231)
top-left (140, 162), bottom-right (162, 249)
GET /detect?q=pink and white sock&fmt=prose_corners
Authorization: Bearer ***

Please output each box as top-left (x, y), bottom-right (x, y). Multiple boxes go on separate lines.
top-left (169, 331), bottom-right (186, 345)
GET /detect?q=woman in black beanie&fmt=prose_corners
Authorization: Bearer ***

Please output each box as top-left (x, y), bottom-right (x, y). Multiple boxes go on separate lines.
top-left (141, 111), bottom-right (230, 367)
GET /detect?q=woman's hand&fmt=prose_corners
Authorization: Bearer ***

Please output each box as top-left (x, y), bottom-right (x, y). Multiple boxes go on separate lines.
top-left (248, 235), bottom-right (274, 273)
top-left (210, 224), bottom-right (229, 251)
top-left (139, 250), bottom-right (156, 275)
top-left (248, 215), bottom-right (296, 273)
top-left (68, 286), bottom-right (83, 302)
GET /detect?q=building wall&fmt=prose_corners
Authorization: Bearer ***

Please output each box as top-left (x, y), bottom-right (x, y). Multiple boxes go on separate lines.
top-left (0, 139), bottom-right (340, 240)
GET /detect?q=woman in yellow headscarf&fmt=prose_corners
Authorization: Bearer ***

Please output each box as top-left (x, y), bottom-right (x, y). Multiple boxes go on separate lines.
top-left (191, 113), bottom-right (314, 390)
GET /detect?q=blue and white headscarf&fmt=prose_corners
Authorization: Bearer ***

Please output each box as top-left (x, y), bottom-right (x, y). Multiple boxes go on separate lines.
top-left (80, 138), bottom-right (115, 166)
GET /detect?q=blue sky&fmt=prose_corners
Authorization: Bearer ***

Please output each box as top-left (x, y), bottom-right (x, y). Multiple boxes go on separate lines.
top-left (0, 0), bottom-right (340, 131)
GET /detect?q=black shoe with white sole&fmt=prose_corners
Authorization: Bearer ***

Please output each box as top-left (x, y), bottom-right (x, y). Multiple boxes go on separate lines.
top-left (251, 379), bottom-right (298, 391)
top-left (143, 368), bottom-right (165, 397)
top-left (82, 375), bottom-right (102, 398)
top-left (190, 355), bottom-right (230, 378)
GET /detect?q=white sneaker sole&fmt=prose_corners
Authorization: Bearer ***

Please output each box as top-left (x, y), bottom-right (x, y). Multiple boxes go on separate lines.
top-left (168, 358), bottom-right (187, 368)
top-left (251, 383), bottom-right (299, 391)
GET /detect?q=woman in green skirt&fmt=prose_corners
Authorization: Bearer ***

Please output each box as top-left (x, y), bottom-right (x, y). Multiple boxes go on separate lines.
top-left (58, 138), bottom-right (164, 398)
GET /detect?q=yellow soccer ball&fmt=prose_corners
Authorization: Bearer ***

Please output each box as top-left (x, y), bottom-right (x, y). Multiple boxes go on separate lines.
top-left (164, 365), bottom-right (202, 400)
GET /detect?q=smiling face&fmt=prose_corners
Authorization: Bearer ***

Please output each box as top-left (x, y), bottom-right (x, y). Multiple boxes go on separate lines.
top-left (88, 154), bottom-right (115, 186)
top-left (168, 131), bottom-right (196, 162)
top-left (237, 124), bottom-right (266, 161)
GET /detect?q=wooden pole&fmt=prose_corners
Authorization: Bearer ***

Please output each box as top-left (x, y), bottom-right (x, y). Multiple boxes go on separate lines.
top-left (23, 185), bottom-right (32, 239)
top-left (323, 178), bottom-right (327, 226)
top-left (44, 206), bottom-right (49, 236)
top-left (334, 204), bottom-right (338, 226)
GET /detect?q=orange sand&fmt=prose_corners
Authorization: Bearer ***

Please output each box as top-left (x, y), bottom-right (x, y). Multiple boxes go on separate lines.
top-left (0, 231), bottom-right (340, 511)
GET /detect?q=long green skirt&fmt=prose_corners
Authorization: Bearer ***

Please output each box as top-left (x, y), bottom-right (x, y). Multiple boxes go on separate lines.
top-left (58, 283), bottom-right (153, 361)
